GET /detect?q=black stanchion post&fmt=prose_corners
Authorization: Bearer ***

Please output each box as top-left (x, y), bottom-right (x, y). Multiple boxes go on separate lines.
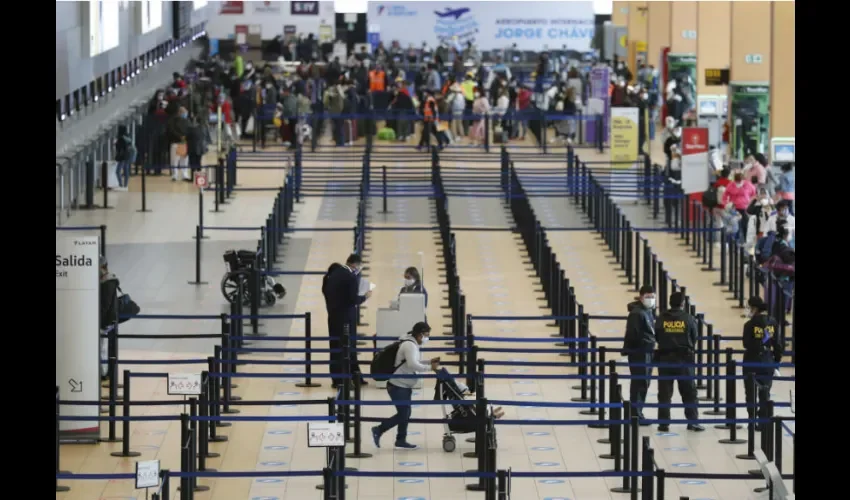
top-left (570, 312), bottom-right (590, 401)
top-left (579, 336), bottom-right (599, 414)
top-left (137, 165), bottom-right (151, 213)
top-left (704, 334), bottom-right (724, 415)
top-left (629, 413), bottom-right (641, 497)
top-left (466, 397), bottom-right (489, 491)
top-left (695, 314), bottom-right (707, 392)
top-left (599, 366), bottom-right (619, 447)
top-left (737, 373), bottom-right (758, 460)
top-left (56, 387), bottom-right (70, 492)
top-left (188, 398), bottom-right (209, 493)
top-left (99, 225), bottom-right (108, 258)
top-left (188, 226), bottom-right (208, 285)
top-left (101, 161), bottom-right (114, 209)
top-left (656, 468), bottom-right (665, 500)
top-left (196, 379), bottom-right (216, 472)
top-left (750, 400), bottom-right (776, 479)
top-left (642, 436), bottom-right (654, 499)
top-left (296, 312), bottom-right (320, 388)
top-left (379, 165), bottom-right (390, 214)
top-left (589, 347), bottom-right (608, 429)
top-left (610, 398), bottom-right (631, 493)
top-left (111, 370), bottom-right (141, 457)
top-left (206, 354), bottom-right (227, 441)
top-left (718, 349), bottom-right (745, 444)
top-left (179, 413), bottom-right (191, 499)
top-left (345, 379), bottom-right (373, 459)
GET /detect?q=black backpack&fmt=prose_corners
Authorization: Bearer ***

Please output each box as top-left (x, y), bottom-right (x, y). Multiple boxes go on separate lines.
top-left (370, 339), bottom-right (414, 381)
top-left (702, 185), bottom-right (719, 209)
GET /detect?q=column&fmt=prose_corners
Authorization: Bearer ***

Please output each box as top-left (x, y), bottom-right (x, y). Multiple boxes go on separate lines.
top-left (670, 1), bottom-right (698, 54)
top-left (647, 1), bottom-right (671, 69)
top-left (730, 1), bottom-right (771, 82)
top-left (613, 1), bottom-right (629, 27)
top-left (627, 1), bottom-right (648, 72)
top-left (770, 2), bottom-right (795, 139)
top-left (697, 1), bottom-right (731, 96)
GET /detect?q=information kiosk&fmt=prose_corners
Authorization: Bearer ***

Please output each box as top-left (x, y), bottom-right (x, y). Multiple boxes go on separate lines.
top-left (696, 95), bottom-right (727, 150)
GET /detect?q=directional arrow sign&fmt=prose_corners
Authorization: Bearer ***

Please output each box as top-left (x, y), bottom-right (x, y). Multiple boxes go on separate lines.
top-left (69, 379), bottom-right (83, 392)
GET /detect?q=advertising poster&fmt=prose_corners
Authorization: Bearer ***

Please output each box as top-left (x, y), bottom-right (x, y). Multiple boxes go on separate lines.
top-left (729, 83), bottom-right (770, 159)
top-left (587, 66), bottom-right (610, 145)
top-left (367, 1), bottom-right (596, 51)
top-left (681, 127), bottom-right (710, 195)
top-left (56, 235), bottom-right (101, 440)
top-left (610, 107), bottom-right (639, 165)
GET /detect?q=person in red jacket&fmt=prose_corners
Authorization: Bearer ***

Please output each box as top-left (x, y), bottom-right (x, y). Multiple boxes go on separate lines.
top-left (516, 86), bottom-right (532, 140)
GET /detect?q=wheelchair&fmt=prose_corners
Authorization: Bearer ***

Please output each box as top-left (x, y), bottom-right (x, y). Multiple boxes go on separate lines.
top-left (221, 249), bottom-right (286, 306)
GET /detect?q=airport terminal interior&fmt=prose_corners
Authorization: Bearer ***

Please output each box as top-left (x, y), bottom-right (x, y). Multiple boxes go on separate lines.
top-left (56, 1), bottom-right (795, 499)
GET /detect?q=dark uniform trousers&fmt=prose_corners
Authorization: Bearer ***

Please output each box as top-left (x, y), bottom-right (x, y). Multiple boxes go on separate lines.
top-left (328, 313), bottom-right (361, 385)
top-left (656, 352), bottom-right (699, 421)
top-left (628, 352), bottom-right (653, 413)
top-left (743, 353), bottom-right (774, 422)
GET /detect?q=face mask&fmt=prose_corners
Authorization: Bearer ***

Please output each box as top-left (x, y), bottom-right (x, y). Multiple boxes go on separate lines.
top-left (640, 94), bottom-right (648, 100)
top-left (778, 210), bottom-right (788, 218)
top-left (672, 128), bottom-right (681, 138)
top-left (735, 182), bottom-right (743, 188)
top-left (760, 198), bottom-right (770, 206)
top-left (474, 93), bottom-right (481, 98)
top-left (641, 298), bottom-right (656, 309)
top-left (419, 336), bottom-right (429, 345)
top-left (404, 278), bottom-right (415, 287)
top-left (180, 112), bottom-right (188, 119)
top-left (746, 309), bottom-right (754, 319)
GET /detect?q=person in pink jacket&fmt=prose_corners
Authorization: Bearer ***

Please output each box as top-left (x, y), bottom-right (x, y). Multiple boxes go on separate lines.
top-left (722, 171), bottom-right (756, 238)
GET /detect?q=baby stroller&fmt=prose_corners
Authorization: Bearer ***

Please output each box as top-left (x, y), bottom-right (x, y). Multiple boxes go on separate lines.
top-left (221, 249), bottom-right (286, 306)
top-left (434, 370), bottom-right (482, 452)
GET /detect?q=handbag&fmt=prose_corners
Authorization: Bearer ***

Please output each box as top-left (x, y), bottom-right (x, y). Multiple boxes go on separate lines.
top-left (175, 142), bottom-right (188, 157)
top-left (117, 287), bottom-right (141, 323)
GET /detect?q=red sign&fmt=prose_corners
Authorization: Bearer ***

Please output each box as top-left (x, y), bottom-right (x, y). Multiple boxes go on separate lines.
top-left (194, 171), bottom-right (209, 189)
top-left (220, 1), bottom-right (244, 14)
top-left (681, 127), bottom-right (708, 156)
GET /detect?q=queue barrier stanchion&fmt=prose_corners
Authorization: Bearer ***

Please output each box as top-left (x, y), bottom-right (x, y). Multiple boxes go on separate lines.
top-left (629, 413), bottom-right (641, 497)
top-left (345, 380), bottom-right (373, 460)
top-left (655, 468), bottom-right (666, 500)
top-left (188, 226), bottom-right (208, 286)
top-left (101, 161), bottom-right (114, 210)
top-left (212, 159), bottom-right (224, 213)
top-left (737, 373), bottom-right (759, 461)
top-left (296, 312), bottom-right (321, 388)
top-left (497, 468), bottom-right (510, 499)
top-left (197, 372), bottom-right (219, 467)
top-left (151, 469), bottom-right (171, 500)
top-left (589, 346), bottom-right (608, 429)
top-left (466, 397), bottom-right (490, 492)
top-left (695, 314), bottom-right (707, 393)
top-left (598, 367), bottom-right (620, 448)
top-left (704, 333), bottom-right (725, 415)
top-left (465, 359), bottom-right (486, 458)
top-left (206, 355), bottom-right (228, 441)
top-left (609, 398), bottom-right (631, 493)
top-left (56, 387), bottom-right (71, 493)
top-left (750, 400), bottom-right (776, 480)
top-left (641, 436), bottom-right (655, 500)
top-left (579, 335), bottom-right (599, 414)
top-left (570, 307), bottom-right (588, 393)
top-left (718, 349), bottom-right (746, 445)
top-left (137, 165), bottom-right (151, 213)
top-left (110, 369), bottom-right (141, 457)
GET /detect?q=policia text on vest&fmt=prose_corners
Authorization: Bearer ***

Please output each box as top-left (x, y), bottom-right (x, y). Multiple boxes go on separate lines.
top-left (653, 292), bottom-right (704, 432)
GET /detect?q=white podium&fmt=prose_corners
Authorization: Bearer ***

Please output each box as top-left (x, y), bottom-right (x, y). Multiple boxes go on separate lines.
top-left (374, 293), bottom-right (426, 389)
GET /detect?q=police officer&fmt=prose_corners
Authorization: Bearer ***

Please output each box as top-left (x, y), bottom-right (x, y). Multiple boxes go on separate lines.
top-left (622, 285), bottom-right (656, 423)
top-left (742, 296), bottom-right (783, 431)
top-left (654, 292), bottom-right (704, 432)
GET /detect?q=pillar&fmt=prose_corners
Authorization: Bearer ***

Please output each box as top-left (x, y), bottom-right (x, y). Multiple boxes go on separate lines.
top-left (730, 1), bottom-right (772, 82)
top-left (697, 1), bottom-right (732, 96)
top-left (647, 2), bottom-right (671, 69)
top-left (613, 1), bottom-right (629, 27)
top-left (670, 1), bottom-right (698, 54)
top-left (627, 1), bottom-right (648, 45)
top-left (770, 2), bottom-right (795, 139)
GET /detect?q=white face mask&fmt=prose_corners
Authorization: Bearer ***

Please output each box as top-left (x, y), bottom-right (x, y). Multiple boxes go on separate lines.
top-left (641, 297), bottom-right (656, 309)
top-left (736, 182), bottom-right (743, 188)
top-left (746, 309), bottom-right (754, 318)
top-left (672, 128), bottom-right (682, 138)
top-left (419, 336), bottom-right (429, 345)
top-left (404, 278), bottom-right (415, 287)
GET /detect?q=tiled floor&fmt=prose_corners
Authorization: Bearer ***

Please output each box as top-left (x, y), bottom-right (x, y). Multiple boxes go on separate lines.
top-left (57, 134), bottom-right (793, 500)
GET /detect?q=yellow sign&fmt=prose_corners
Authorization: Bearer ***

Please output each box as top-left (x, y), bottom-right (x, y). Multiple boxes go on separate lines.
top-left (635, 41), bottom-right (647, 53)
top-left (610, 108), bottom-right (639, 167)
top-left (619, 35), bottom-right (628, 48)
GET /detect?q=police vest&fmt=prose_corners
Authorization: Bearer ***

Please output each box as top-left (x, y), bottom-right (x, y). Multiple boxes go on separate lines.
top-left (423, 97), bottom-right (436, 122)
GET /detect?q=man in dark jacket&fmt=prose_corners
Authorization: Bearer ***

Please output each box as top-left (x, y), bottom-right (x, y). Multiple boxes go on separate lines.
top-left (166, 106), bottom-right (190, 181)
top-left (654, 292), bottom-right (704, 432)
top-left (622, 285), bottom-right (656, 422)
top-left (323, 254), bottom-right (372, 387)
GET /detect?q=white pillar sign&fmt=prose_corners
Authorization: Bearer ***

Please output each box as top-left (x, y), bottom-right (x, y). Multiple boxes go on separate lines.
top-left (56, 235), bottom-right (101, 438)
top-left (680, 127), bottom-right (710, 195)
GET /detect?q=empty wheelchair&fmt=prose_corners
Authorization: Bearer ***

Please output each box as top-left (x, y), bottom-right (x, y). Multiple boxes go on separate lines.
top-left (221, 249), bottom-right (286, 306)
